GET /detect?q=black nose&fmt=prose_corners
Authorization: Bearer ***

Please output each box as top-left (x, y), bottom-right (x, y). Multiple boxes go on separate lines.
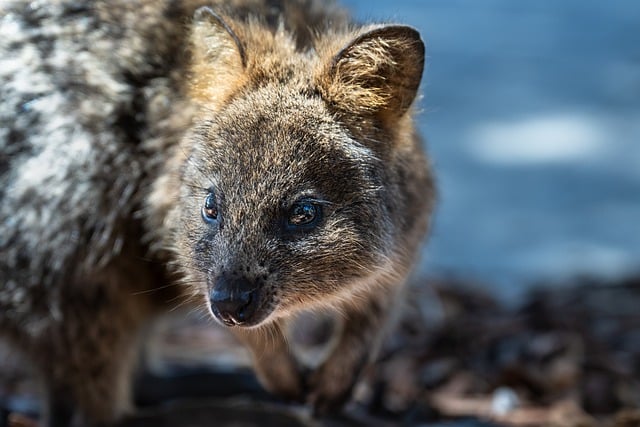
top-left (209, 275), bottom-right (260, 326)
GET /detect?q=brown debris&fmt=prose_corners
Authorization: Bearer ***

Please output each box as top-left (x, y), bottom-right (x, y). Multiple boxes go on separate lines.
top-left (2, 274), bottom-right (640, 426)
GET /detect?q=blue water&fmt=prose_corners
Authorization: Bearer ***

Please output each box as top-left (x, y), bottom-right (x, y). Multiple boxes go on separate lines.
top-left (343, 0), bottom-right (640, 300)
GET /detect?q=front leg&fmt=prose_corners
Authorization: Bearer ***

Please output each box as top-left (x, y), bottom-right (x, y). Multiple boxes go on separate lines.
top-left (232, 321), bottom-right (304, 402)
top-left (308, 286), bottom-right (398, 415)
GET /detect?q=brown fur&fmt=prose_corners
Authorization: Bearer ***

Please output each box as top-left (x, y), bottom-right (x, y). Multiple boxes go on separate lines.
top-left (0, 0), bottom-right (434, 425)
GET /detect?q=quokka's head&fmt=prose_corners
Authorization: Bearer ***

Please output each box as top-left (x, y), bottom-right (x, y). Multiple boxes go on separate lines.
top-left (171, 7), bottom-right (429, 328)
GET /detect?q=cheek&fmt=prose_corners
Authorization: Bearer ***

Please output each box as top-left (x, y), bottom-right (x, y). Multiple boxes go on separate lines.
top-left (280, 225), bottom-right (379, 283)
top-left (319, 217), bottom-right (380, 259)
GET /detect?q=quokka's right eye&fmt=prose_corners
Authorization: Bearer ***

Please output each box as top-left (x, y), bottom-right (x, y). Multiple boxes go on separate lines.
top-left (201, 192), bottom-right (219, 223)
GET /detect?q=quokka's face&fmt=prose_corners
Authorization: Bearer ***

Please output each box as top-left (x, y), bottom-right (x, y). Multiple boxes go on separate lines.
top-left (175, 8), bottom-right (426, 327)
top-left (175, 87), bottom-right (394, 327)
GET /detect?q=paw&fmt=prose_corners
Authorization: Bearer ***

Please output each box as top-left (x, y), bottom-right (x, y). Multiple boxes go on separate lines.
top-left (254, 352), bottom-right (305, 403)
top-left (306, 360), bottom-right (359, 416)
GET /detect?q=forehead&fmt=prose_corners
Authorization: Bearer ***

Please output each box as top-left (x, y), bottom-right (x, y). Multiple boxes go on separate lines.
top-left (194, 87), bottom-right (377, 196)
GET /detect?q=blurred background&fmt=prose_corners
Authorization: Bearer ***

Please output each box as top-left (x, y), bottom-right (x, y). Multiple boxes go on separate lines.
top-left (344, 0), bottom-right (640, 303)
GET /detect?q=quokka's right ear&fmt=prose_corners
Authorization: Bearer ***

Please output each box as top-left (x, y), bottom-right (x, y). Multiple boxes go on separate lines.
top-left (189, 7), bottom-right (247, 107)
top-left (318, 25), bottom-right (425, 123)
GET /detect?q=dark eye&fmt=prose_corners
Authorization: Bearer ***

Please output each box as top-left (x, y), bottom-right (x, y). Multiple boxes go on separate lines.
top-left (201, 192), bottom-right (219, 223)
top-left (287, 201), bottom-right (321, 229)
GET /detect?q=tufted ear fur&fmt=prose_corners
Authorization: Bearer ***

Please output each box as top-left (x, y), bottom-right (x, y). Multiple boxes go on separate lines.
top-left (189, 7), bottom-right (247, 107)
top-left (319, 25), bottom-right (425, 122)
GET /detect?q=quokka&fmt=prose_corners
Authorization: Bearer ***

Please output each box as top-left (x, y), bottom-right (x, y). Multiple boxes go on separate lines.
top-left (0, 0), bottom-right (435, 425)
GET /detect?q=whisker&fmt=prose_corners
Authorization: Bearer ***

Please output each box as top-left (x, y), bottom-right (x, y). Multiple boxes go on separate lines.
top-left (130, 282), bottom-right (178, 296)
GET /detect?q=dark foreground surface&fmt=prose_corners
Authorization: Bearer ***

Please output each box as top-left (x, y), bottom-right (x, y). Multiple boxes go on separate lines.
top-left (2, 274), bottom-right (640, 427)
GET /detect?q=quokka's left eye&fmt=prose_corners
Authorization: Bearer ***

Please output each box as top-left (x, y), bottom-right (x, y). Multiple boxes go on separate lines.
top-left (202, 192), bottom-right (219, 223)
top-left (287, 201), bottom-right (321, 229)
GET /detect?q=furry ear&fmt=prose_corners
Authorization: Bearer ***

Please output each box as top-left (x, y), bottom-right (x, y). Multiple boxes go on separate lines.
top-left (189, 7), bottom-right (247, 106)
top-left (321, 25), bottom-right (425, 121)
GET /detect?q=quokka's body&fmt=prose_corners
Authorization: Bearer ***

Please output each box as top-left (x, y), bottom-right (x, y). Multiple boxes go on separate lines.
top-left (0, 0), bottom-right (435, 425)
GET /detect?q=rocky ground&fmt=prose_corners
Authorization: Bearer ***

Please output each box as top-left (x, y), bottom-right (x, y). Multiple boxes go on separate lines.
top-left (2, 274), bottom-right (639, 427)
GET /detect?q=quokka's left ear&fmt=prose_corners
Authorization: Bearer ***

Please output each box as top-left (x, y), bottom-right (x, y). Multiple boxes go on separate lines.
top-left (319, 25), bottom-right (425, 121)
top-left (189, 7), bottom-right (247, 107)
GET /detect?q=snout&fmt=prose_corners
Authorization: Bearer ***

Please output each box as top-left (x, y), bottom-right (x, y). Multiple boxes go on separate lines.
top-left (209, 275), bottom-right (263, 327)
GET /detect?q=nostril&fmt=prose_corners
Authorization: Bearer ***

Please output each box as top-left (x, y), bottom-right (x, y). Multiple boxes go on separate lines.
top-left (234, 292), bottom-right (252, 323)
